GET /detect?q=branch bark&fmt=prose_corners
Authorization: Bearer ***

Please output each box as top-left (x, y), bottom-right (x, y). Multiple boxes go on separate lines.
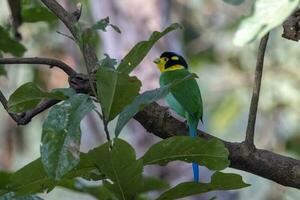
top-left (134, 102), bottom-right (300, 189)
top-left (0, 57), bottom-right (76, 76)
top-left (245, 33), bottom-right (269, 150)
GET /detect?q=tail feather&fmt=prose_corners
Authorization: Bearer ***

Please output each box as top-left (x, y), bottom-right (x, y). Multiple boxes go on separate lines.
top-left (188, 120), bottom-right (199, 182)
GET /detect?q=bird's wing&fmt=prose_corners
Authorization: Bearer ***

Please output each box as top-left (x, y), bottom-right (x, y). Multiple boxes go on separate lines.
top-left (160, 70), bottom-right (203, 121)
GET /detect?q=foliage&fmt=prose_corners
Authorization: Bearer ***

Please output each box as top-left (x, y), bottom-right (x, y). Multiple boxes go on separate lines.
top-left (0, 26), bottom-right (26, 57)
top-left (233, 0), bottom-right (300, 46)
top-left (22, 5), bottom-right (57, 23)
top-left (92, 17), bottom-right (121, 34)
top-left (4, 0), bottom-right (297, 198)
top-left (8, 82), bottom-right (67, 113)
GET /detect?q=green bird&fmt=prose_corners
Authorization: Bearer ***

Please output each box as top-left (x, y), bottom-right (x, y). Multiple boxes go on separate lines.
top-left (154, 51), bottom-right (203, 182)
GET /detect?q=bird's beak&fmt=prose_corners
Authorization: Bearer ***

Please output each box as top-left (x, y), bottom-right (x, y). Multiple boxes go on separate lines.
top-left (153, 58), bottom-right (160, 64)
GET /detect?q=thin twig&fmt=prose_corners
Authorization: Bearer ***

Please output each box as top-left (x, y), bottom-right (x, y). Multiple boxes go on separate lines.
top-left (0, 57), bottom-right (77, 76)
top-left (17, 99), bottom-right (60, 125)
top-left (103, 119), bottom-right (111, 142)
top-left (245, 33), bottom-right (269, 150)
top-left (56, 31), bottom-right (75, 41)
top-left (0, 90), bottom-right (9, 110)
top-left (94, 109), bottom-right (111, 142)
top-left (0, 90), bottom-right (60, 125)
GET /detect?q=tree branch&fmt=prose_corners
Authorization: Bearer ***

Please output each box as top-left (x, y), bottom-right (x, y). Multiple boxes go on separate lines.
top-left (40, 0), bottom-right (78, 39)
top-left (134, 102), bottom-right (300, 189)
top-left (0, 87), bottom-right (60, 125)
top-left (41, 0), bottom-right (99, 97)
top-left (245, 33), bottom-right (269, 150)
top-left (0, 57), bottom-right (77, 76)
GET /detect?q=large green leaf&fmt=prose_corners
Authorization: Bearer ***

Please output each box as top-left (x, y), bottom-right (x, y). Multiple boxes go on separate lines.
top-left (142, 136), bottom-right (230, 170)
top-left (8, 82), bottom-right (67, 113)
top-left (117, 23), bottom-right (182, 74)
top-left (115, 73), bottom-right (197, 137)
top-left (0, 26), bottom-right (26, 57)
top-left (96, 67), bottom-right (141, 121)
top-left (2, 152), bottom-right (104, 197)
top-left (233, 0), bottom-right (299, 46)
top-left (22, 6), bottom-right (57, 23)
top-left (57, 179), bottom-right (117, 200)
top-left (223, 0), bottom-right (245, 5)
top-left (8, 159), bottom-right (53, 196)
top-left (156, 172), bottom-right (250, 200)
top-left (91, 139), bottom-right (143, 200)
top-left (41, 94), bottom-right (95, 179)
top-left (138, 177), bottom-right (169, 193)
top-left (0, 172), bottom-right (10, 190)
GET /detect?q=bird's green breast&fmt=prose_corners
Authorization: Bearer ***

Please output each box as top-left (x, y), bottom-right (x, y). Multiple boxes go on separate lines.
top-left (159, 69), bottom-right (203, 121)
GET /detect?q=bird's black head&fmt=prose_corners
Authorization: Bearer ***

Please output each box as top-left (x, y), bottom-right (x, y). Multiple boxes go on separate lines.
top-left (154, 51), bottom-right (188, 72)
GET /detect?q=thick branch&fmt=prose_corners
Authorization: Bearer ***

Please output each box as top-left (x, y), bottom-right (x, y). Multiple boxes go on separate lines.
top-left (41, 0), bottom-right (98, 96)
top-left (134, 102), bottom-right (300, 189)
top-left (0, 57), bottom-right (76, 76)
top-left (16, 99), bottom-right (60, 125)
top-left (245, 33), bottom-right (269, 149)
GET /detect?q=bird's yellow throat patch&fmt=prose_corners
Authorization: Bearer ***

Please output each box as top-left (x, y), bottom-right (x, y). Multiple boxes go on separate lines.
top-left (155, 57), bottom-right (185, 72)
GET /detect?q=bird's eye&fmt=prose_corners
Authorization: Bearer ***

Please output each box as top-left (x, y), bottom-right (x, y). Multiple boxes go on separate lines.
top-left (163, 57), bottom-right (169, 62)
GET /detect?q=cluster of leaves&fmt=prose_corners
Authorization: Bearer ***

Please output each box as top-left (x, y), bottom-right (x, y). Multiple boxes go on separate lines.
top-left (0, 13), bottom-right (250, 199)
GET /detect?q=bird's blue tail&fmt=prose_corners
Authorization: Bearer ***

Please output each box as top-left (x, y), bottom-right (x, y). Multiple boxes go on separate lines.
top-left (188, 120), bottom-right (199, 182)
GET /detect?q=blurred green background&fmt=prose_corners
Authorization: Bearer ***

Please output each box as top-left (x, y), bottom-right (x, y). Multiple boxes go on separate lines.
top-left (0, 0), bottom-right (300, 199)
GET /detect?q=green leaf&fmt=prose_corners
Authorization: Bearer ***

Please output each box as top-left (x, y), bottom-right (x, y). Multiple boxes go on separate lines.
top-left (92, 17), bottom-right (121, 34)
top-left (115, 73), bottom-right (197, 137)
top-left (8, 159), bottom-right (54, 196)
top-left (51, 88), bottom-right (76, 98)
top-left (115, 86), bottom-right (169, 137)
top-left (0, 65), bottom-right (6, 77)
top-left (22, 6), bottom-right (57, 23)
top-left (98, 54), bottom-right (118, 69)
top-left (0, 172), bottom-right (10, 190)
top-left (41, 94), bottom-right (95, 179)
top-left (92, 17), bottom-right (110, 31)
top-left (117, 23), bottom-right (182, 74)
top-left (286, 135), bottom-right (300, 157)
top-left (0, 147), bottom-right (106, 197)
top-left (8, 82), bottom-right (67, 113)
top-left (57, 179), bottom-right (117, 200)
top-left (223, 0), bottom-right (245, 5)
top-left (233, 0), bottom-right (299, 46)
top-left (96, 67), bottom-right (141, 121)
top-left (0, 52), bottom-right (7, 77)
top-left (91, 139), bottom-right (143, 200)
top-left (139, 177), bottom-right (169, 193)
top-left (0, 26), bottom-right (26, 57)
top-left (0, 193), bottom-right (43, 200)
top-left (156, 172), bottom-right (250, 200)
top-left (142, 136), bottom-right (230, 170)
